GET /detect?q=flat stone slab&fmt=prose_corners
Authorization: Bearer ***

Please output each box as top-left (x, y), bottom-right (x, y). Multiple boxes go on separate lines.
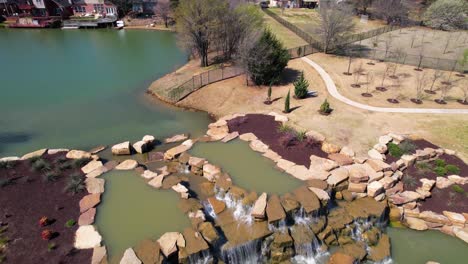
top-left (206, 125), bottom-right (229, 141)
top-left (47, 149), bottom-right (69, 155)
top-left (249, 139), bottom-right (269, 153)
top-left (207, 197), bottom-right (226, 215)
top-left (182, 228), bottom-right (209, 256)
top-left (308, 187), bottom-right (330, 201)
top-left (141, 170), bottom-right (158, 180)
top-left (165, 134), bottom-right (189, 143)
top-left (91, 246), bottom-right (107, 264)
top-left (157, 232), bottom-right (185, 258)
top-left (239, 133), bottom-right (257, 142)
top-left (203, 163), bottom-right (221, 182)
top-left (86, 165), bottom-right (108, 178)
top-left (222, 132), bottom-right (239, 143)
top-left (310, 155), bottom-right (338, 172)
top-left (74, 225), bottom-right (102, 249)
top-left (115, 159), bottom-right (138, 170)
top-left (251, 192), bottom-right (268, 219)
top-left (21, 148), bottom-right (47, 160)
top-left (66, 150), bottom-right (92, 159)
top-left (148, 175), bottom-right (165, 189)
top-left (328, 153), bottom-right (354, 166)
top-left (81, 160), bottom-right (104, 174)
top-left (293, 186), bottom-right (320, 214)
top-left (79, 193), bottom-right (101, 213)
top-left (120, 248), bottom-right (142, 264)
top-left (327, 168), bottom-right (349, 186)
top-left (85, 178), bottom-right (105, 194)
top-left (164, 144), bottom-right (191, 160)
top-left (78, 208), bottom-right (96, 226)
top-left (133, 141), bottom-right (149, 154)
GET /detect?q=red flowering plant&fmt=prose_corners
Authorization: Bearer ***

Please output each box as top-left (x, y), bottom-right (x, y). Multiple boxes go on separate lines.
top-left (41, 229), bottom-right (53, 240)
top-left (39, 216), bottom-right (49, 227)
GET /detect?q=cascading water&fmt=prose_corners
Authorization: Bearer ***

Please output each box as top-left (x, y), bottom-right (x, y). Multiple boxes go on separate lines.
top-left (268, 219), bottom-right (288, 233)
top-left (221, 239), bottom-right (262, 264)
top-left (202, 200), bottom-right (217, 219)
top-left (214, 188), bottom-right (253, 225)
top-left (188, 249), bottom-right (213, 264)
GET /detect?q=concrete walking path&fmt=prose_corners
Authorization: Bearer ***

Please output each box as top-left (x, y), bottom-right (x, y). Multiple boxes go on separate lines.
top-left (302, 57), bottom-right (468, 114)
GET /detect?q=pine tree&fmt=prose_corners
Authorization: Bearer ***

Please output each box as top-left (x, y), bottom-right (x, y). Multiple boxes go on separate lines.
top-left (294, 71), bottom-right (309, 99)
top-left (284, 90), bottom-right (291, 113)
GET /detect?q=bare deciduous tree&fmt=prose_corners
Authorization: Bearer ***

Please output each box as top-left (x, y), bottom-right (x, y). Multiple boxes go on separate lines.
top-left (378, 62), bottom-right (393, 89)
top-left (373, 0), bottom-right (409, 25)
top-left (414, 71), bottom-right (428, 101)
top-left (438, 81), bottom-right (455, 102)
top-left (383, 33), bottom-right (393, 59)
top-left (390, 48), bottom-right (405, 78)
top-left (315, 1), bottom-right (355, 53)
top-left (428, 69), bottom-right (443, 93)
top-left (352, 62), bottom-right (365, 87)
top-left (155, 1), bottom-right (171, 28)
top-left (365, 71), bottom-right (375, 94)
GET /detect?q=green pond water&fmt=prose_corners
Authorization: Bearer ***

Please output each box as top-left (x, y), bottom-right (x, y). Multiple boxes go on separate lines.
top-left (388, 227), bottom-right (468, 264)
top-left (0, 29), bottom-right (210, 157)
top-left (95, 170), bottom-right (189, 263)
top-left (190, 139), bottom-right (303, 194)
top-left (2, 29), bottom-right (467, 263)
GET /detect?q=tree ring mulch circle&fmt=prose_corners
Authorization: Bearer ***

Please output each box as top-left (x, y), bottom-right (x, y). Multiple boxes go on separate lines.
top-left (367, 62), bottom-right (375, 65)
top-left (361, 93), bottom-right (373, 97)
top-left (318, 111), bottom-right (331, 116)
top-left (456, 99), bottom-right (468, 105)
top-left (414, 68), bottom-right (423, 71)
top-left (455, 74), bottom-right (465, 77)
top-left (389, 75), bottom-right (398, 79)
top-left (441, 81), bottom-right (452, 85)
top-left (434, 99), bottom-right (447, 105)
top-left (387, 98), bottom-right (399, 104)
top-left (410, 98), bottom-right (423, 104)
top-left (424, 90), bottom-right (436, 95)
top-left (343, 72), bottom-right (352, 76)
top-left (282, 111), bottom-right (290, 114)
top-left (351, 84), bottom-right (361, 88)
top-left (376, 86), bottom-right (387, 92)
top-left (264, 101), bottom-right (272, 105)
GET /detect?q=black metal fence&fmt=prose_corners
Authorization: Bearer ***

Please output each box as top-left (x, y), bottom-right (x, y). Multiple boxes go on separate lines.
top-left (349, 48), bottom-right (467, 72)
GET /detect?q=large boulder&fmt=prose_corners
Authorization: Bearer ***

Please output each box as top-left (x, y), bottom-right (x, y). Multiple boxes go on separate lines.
top-left (157, 232), bottom-right (185, 258)
top-left (132, 141), bottom-right (149, 154)
top-left (419, 211), bottom-right (451, 225)
top-left (79, 194), bottom-right (101, 213)
top-left (249, 139), bottom-right (269, 153)
top-left (251, 192), bottom-right (268, 220)
top-left (367, 181), bottom-right (384, 197)
top-left (207, 197), bottom-right (226, 215)
top-left (78, 208), bottom-right (96, 226)
top-left (328, 153), bottom-right (354, 166)
top-left (164, 144), bottom-right (191, 160)
top-left (74, 225), bottom-right (102, 249)
top-left (266, 194), bottom-right (286, 223)
top-left (222, 131), bottom-right (239, 143)
top-left (148, 174), bottom-right (165, 189)
top-left (389, 191), bottom-right (420, 205)
top-left (308, 187), bottom-right (330, 201)
top-left (368, 149), bottom-right (384, 161)
top-left (165, 134), bottom-right (188, 143)
top-left (321, 142), bottom-right (341, 154)
top-left (348, 164), bottom-right (370, 183)
top-left (81, 160), bottom-right (104, 174)
top-left (309, 155), bottom-right (338, 172)
top-left (206, 125), bottom-right (229, 141)
top-left (203, 163), bottom-right (221, 182)
top-left (21, 148), bottom-right (47, 160)
top-left (293, 186), bottom-right (320, 214)
top-left (112, 141), bottom-right (131, 155)
top-left (286, 165), bottom-right (316, 181)
top-left (91, 246), bottom-right (107, 264)
top-left (453, 227), bottom-right (468, 243)
top-left (368, 234), bottom-right (391, 262)
top-left (181, 228), bottom-right (209, 257)
top-left (120, 248), bottom-right (141, 264)
top-left (85, 178), bottom-right (105, 194)
top-left (443, 211), bottom-right (466, 226)
top-left (198, 222), bottom-right (219, 245)
top-left (366, 159), bottom-right (391, 172)
top-left (134, 239), bottom-right (162, 264)
top-left (327, 168), bottom-right (349, 187)
top-left (280, 193), bottom-right (300, 213)
top-left (328, 252), bottom-right (355, 264)
top-left (405, 217), bottom-right (428, 231)
top-left (239, 132), bottom-right (257, 142)
top-left (306, 130), bottom-right (326, 142)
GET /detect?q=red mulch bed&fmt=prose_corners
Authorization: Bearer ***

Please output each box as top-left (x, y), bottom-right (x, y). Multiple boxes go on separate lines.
top-left (227, 114), bottom-right (328, 167)
top-left (402, 153), bottom-right (468, 214)
top-left (0, 153), bottom-right (92, 264)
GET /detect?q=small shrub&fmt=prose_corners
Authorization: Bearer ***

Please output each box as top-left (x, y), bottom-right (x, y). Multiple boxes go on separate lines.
top-left (58, 161), bottom-right (72, 171)
top-left (41, 230), bottom-right (53, 241)
top-left (65, 219), bottom-right (76, 228)
top-left (294, 71), bottom-right (309, 99)
top-left (402, 174), bottom-right (417, 187)
top-left (304, 137), bottom-right (320, 148)
top-left (0, 161), bottom-right (15, 170)
top-left (229, 116), bottom-right (248, 128)
top-left (399, 140), bottom-right (416, 154)
top-left (39, 216), bottom-right (49, 227)
top-left (56, 156), bottom-right (68, 164)
top-left (64, 175), bottom-right (85, 194)
top-left (31, 159), bottom-right (51, 172)
top-left (434, 166), bottom-right (447, 176)
top-left (296, 130), bottom-right (307, 142)
top-left (434, 159), bottom-right (446, 167)
top-left (279, 132), bottom-right (297, 148)
top-left (47, 242), bottom-right (56, 251)
top-left (416, 161), bottom-right (431, 171)
top-left (388, 143), bottom-right (404, 158)
top-left (277, 123), bottom-right (293, 133)
top-left (445, 164), bottom-right (460, 175)
top-left (452, 185), bottom-right (464, 194)
top-left (319, 99), bottom-right (332, 115)
top-left (284, 90), bottom-right (291, 113)
top-left (43, 171), bottom-right (60, 182)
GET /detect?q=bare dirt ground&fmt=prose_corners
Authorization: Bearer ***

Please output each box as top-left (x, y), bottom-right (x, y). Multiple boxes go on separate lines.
top-left (178, 58), bottom-right (468, 162)
top-left (358, 27), bottom-right (468, 61)
top-left (311, 53), bottom-right (468, 109)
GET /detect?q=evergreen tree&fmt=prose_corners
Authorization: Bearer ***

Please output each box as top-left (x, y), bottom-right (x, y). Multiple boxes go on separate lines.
top-left (294, 71), bottom-right (309, 99)
top-left (246, 29), bottom-right (290, 85)
top-left (284, 90), bottom-right (291, 113)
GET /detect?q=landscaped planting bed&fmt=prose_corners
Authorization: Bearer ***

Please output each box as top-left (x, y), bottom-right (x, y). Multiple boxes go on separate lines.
top-left (227, 114), bottom-right (328, 167)
top-left (0, 153), bottom-right (92, 263)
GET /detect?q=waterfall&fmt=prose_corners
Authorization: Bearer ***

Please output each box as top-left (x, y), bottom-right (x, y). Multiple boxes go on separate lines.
top-left (292, 207), bottom-right (313, 225)
top-left (188, 249), bottom-right (213, 264)
top-left (214, 188), bottom-right (253, 225)
top-left (291, 234), bottom-right (329, 264)
top-left (221, 239), bottom-right (262, 264)
top-left (202, 200), bottom-right (217, 219)
top-left (268, 219), bottom-right (288, 233)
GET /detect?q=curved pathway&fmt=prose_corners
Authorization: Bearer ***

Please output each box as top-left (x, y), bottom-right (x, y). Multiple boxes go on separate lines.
top-left (302, 57), bottom-right (468, 114)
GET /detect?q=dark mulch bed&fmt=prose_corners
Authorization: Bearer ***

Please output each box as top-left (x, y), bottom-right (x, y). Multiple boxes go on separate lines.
top-left (0, 153), bottom-right (92, 264)
top-left (402, 153), bottom-right (468, 214)
top-left (227, 114), bottom-right (328, 167)
top-left (385, 139), bottom-right (439, 164)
